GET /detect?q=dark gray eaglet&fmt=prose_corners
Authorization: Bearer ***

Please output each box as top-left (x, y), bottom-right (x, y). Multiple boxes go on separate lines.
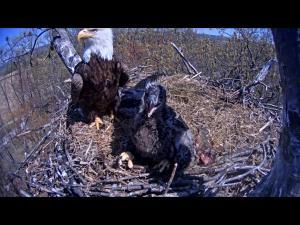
top-left (115, 74), bottom-right (197, 175)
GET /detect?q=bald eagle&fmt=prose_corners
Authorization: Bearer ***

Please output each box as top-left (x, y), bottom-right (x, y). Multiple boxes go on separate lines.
top-left (70, 28), bottom-right (129, 130)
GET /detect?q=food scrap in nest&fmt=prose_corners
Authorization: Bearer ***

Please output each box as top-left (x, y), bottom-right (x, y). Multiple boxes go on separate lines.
top-left (15, 73), bottom-right (280, 197)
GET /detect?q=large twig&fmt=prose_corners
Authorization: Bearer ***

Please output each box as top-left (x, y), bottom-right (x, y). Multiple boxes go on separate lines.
top-left (61, 141), bottom-right (87, 185)
top-left (252, 59), bottom-right (278, 86)
top-left (218, 141), bottom-right (268, 186)
top-left (15, 129), bottom-right (53, 174)
top-left (18, 189), bottom-right (32, 197)
top-left (164, 163), bottom-right (178, 195)
top-left (171, 42), bottom-right (199, 75)
top-left (258, 117), bottom-right (274, 133)
top-left (98, 173), bottom-right (150, 184)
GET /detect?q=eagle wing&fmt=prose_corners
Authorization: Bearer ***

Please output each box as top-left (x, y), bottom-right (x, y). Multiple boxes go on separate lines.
top-left (115, 60), bottom-right (129, 88)
top-left (71, 73), bottom-right (83, 105)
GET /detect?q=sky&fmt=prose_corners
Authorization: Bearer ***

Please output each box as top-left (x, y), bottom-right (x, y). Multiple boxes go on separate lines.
top-left (0, 28), bottom-right (28, 47)
top-left (0, 28), bottom-right (234, 49)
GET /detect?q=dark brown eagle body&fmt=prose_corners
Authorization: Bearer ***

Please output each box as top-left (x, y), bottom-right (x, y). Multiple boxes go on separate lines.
top-left (71, 54), bottom-right (129, 123)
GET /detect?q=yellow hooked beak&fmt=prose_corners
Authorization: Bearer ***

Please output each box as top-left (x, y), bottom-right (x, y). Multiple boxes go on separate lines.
top-left (77, 29), bottom-right (94, 42)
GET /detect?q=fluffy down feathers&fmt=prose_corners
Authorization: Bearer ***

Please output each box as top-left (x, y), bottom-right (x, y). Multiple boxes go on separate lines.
top-left (116, 76), bottom-right (197, 173)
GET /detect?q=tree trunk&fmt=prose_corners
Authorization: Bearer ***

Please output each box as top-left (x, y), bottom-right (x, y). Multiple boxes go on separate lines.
top-left (250, 29), bottom-right (300, 196)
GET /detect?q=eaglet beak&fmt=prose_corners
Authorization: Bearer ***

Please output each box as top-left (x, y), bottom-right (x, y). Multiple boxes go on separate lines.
top-left (77, 29), bottom-right (94, 42)
top-left (147, 106), bottom-right (158, 118)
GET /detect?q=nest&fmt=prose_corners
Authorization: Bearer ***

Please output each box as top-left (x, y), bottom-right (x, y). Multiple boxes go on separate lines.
top-left (12, 73), bottom-right (281, 197)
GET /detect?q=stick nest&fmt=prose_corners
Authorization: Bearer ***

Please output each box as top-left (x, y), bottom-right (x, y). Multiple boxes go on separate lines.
top-left (12, 73), bottom-right (280, 197)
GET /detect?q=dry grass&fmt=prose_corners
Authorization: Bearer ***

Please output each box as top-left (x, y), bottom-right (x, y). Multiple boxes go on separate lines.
top-left (161, 74), bottom-right (280, 153)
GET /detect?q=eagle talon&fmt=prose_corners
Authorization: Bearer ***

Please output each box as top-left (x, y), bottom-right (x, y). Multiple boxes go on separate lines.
top-left (89, 116), bottom-right (103, 130)
top-left (118, 152), bottom-right (134, 169)
top-left (110, 112), bottom-right (115, 121)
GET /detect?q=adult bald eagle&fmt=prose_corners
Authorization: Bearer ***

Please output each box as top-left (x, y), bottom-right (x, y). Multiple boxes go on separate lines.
top-left (115, 74), bottom-right (197, 174)
top-left (70, 28), bottom-right (129, 130)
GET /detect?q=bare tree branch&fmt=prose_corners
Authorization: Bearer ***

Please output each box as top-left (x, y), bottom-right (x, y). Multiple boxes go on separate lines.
top-left (29, 28), bottom-right (52, 66)
top-left (171, 42), bottom-right (199, 75)
top-left (2, 29), bottom-right (52, 64)
top-left (230, 58), bottom-right (277, 99)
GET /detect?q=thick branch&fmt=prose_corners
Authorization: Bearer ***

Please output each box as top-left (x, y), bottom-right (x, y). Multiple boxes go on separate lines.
top-left (171, 42), bottom-right (199, 75)
top-left (51, 28), bottom-right (82, 75)
top-left (231, 58), bottom-right (277, 99)
top-left (249, 58), bottom-right (278, 92)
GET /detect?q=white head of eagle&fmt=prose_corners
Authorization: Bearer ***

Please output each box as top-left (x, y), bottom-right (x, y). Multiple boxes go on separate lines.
top-left (77, 28), bottom-right (113, 63)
